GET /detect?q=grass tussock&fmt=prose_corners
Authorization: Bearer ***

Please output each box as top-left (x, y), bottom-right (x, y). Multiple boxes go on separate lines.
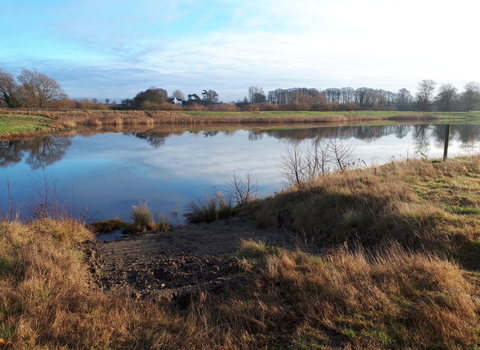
top-left (184, 191), bottom-right (234, 223)
top-left (124, 202), bottom-right (172, 233)
top-left (88, 217), bottom-right (128, 234)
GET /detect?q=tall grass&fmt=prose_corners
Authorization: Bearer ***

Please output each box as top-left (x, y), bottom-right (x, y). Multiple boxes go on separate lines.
top-left (2, 219), bottom-right (478, 349)
top-left (184, 191), bottom-right (234, 223)
top-left (243, 155), bottom-right (480, 266)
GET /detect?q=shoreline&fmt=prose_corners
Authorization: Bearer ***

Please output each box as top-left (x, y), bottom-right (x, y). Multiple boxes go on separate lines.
top-left (1, 108), bottom-right (475, 140)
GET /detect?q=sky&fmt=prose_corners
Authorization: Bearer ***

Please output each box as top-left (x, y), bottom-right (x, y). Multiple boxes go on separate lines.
top-left (2, 0), bottom-right (478, 103)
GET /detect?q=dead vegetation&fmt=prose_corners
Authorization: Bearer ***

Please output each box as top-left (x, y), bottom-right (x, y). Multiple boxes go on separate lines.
top-left (2, 156), bottom-right (480, 348)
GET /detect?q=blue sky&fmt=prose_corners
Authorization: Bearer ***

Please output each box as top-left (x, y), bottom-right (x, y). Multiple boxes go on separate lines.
top-left (2, 0), bottom-right (478, 102)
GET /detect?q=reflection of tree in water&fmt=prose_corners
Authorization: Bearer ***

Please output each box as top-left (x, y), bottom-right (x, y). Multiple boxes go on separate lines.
top-left (430, 124), bottom-right (480, 150)
top-left (412, 125), bottom-right (430, 156)
top-left (453, 125), bottom-right (480, 149)
top-left (203, 131), bottom-right (219, 137)
top-left (0, 137), bottom-right (71, 170)
top-left (25, 136), bottom-right (72, 170)
top-left (130, 132), bottom-right (167, 149)
top-left (0, 140), bottom-right (25, 167)
top-left (248, 131), bottom-right (263, 141)
top-left (124, 124), bottom-right (480, 154)
top-left (395, 125), bottom-right (410, 139)
top-left (267, 125), bottom-right (405, 143)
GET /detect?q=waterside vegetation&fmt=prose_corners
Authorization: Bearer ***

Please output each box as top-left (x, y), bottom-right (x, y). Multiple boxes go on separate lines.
top-left (2, 155), bottom-right (480, 348)
top-left (2, 109), bottom-right (480, 139)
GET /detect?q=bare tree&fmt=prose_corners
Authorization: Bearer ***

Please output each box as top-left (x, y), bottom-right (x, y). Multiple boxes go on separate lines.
top-left (172, 89), bottom-right (185, 100)
top-left (396, 88), bottom-right (412, 111)
top-left (280, 142), bottom-right (307, 185)
top-left (226, 172), bottom-right (260, 205)
top-left (0, 69), bottom-right (21, 108)
top-left (248, 86), bottom-right (266, 104)
top-left (434, 83), bottom-right (458, 111)
top-left (325, 138), bottom-right (356, 171)
top-left (17, 69), bottom-right (67, 108)
top-left (461, 81), bottom-right (480, 111)
top-left (415, 79), bottom-right (436, 111)
top-left (280, 138), bottom-right (357, 185)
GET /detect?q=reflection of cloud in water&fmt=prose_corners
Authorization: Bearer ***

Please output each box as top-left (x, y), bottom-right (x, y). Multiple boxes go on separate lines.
top-left (3, 125), bottom-right (480, 222)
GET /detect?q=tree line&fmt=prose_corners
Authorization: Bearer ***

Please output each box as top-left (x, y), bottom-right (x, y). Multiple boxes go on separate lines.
top-left (240, 81), bottom-right (480, 112)
top-left (2, 67), bottom-right (480, 112)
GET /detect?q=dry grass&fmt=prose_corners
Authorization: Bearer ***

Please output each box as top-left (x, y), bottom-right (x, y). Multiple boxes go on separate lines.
top-left (222, 240), bottom-right (479, 349)
top-left (0, 109), bottom-right (382, 131)
top-left (3, 154), bottom-right (480, 348)
top-left (1, 216), bottom-right (480, 348)
top-left (243, 155), bottom-right (480, 267)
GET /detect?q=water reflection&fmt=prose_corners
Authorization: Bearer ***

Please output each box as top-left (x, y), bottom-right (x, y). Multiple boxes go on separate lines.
top-left (2, 124), bottom-right (480, 223)
top-left (0, 136), bottom-right (72, 170)
top-left (3, 125), bottom-right (480, 172)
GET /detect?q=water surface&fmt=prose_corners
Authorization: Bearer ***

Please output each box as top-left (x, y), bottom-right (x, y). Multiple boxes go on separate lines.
top-left (1, 124), bottom-right (479, 223)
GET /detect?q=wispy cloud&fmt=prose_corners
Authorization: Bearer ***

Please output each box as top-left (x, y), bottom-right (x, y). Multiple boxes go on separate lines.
top-left (2, 0), bottom-right (478, 101)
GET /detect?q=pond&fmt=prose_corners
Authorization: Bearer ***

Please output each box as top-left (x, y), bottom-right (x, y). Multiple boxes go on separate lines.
top-left (1, 123), bottom-right (479, 224)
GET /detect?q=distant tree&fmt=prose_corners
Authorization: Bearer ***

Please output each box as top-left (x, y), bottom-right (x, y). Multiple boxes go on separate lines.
top-left (434, 83), bottom-right (458, 111)
top-left (396, 88), bottom-right (413, 111)
top-left (340, 87), bottom-right (355, 103)
top-left (0, 69), bottom-right (21, 108)
top-left (415, 79), bottom-right (436, 111)
top-left (184, 93), bottom-right (202, 106)
top-left (105, 98), bottom-right (110, 104)
top-left (92, 98), bottom-right (98, 104)
top-left (121, 98), bottom-right (134, 109)
top-left (172, 89), bottom-right (185, 100)
top-left (461, 81), bottom-right (480, 111)
top-left (248, 86), bottom-right (266, 104)
top-left (201, 89), bottom-right (219, 105)
top-left (133, 87), bottom-right (168, 109)
top-left (17, 68), bottom-right (67, 108)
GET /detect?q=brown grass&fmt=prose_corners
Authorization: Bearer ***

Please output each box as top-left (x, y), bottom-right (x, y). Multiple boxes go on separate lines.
top-left (2, 218), bottom-right (479, 349)
top-left (0, 109), bottom-right (380, 130)
top-left (3, 155), bottom-right (480, 348)
top-left (223, 240), bottom-right (479, 349)
top-left (242, 155), bottom-right (480, 267)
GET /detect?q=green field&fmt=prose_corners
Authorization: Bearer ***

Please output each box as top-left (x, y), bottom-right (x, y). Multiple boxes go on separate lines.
top-left (0, 114), bottom-right (53, 135)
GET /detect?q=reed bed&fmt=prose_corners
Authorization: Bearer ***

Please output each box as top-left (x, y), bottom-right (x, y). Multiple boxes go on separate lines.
top-left (1, 109), bottom-right (382, 130)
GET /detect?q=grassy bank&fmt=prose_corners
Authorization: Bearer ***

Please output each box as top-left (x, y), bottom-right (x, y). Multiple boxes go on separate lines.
top-left (0, 114), bottom-right (53, 137)
top-left (241, 155), bottom-right (480, 268)
top-left (2, 156), bottom-right (480, 348)
top-left (2, 109), bottom-right (480, 139)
